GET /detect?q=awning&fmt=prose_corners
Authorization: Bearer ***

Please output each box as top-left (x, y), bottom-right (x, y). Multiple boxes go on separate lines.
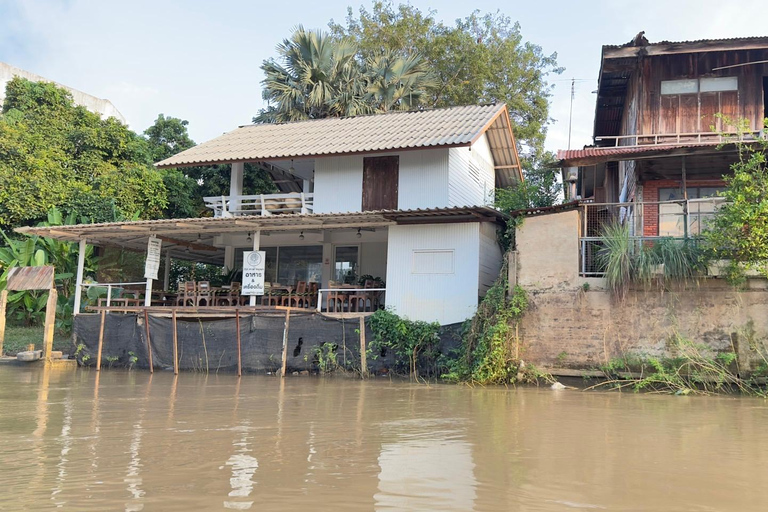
top-left (555, 141), bottom-right (745, 167)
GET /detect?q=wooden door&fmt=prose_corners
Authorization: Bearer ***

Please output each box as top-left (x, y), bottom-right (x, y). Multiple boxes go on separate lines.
top-left (362, 156), bottom-right (399, 211)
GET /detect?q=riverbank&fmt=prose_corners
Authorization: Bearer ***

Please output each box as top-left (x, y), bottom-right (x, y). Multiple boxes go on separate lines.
top-left (1, 326), bottom-right (71, 356)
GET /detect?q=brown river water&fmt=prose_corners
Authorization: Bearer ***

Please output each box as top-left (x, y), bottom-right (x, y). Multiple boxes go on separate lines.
top-left (1, 366), bottom-right (768, 511)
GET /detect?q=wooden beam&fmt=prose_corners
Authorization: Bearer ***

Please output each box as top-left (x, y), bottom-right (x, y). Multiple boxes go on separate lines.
top-left (144, 310), bottom-right (154, 373)
top-left (172, 309), bottom-right (179, 375)
top-left (156, 235), bottom-right (217, 252)
top-left (235, 310), bottom-right (242, 378)
top-left (359, 316), bottom-right (367, 379)
top-left (96, 309), bottom-right (106, 371)
top-left (120, 225), bottom-right (152, 231)
top-left (280, 309), bottom-right (291, 378)
top-left (43, 289), bottom-right (57, 362)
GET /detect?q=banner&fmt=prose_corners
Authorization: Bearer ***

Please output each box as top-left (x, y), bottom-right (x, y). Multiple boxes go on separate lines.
top-left (242, 250), bottom-right (266, 296)
top-left (144, 236), bottom-right (162, 280)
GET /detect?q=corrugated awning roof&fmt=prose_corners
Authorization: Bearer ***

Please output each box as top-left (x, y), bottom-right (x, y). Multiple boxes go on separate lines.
top-left (15, 207), bottom-right (507, 263)
top-left (155, 103), bottom-right (522, 187)
top-left (555, 141), bottom-right (746, 167)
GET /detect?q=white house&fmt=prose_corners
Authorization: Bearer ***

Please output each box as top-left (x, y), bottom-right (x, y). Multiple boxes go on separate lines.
top-left (21, 103), bottom-right (521, 325)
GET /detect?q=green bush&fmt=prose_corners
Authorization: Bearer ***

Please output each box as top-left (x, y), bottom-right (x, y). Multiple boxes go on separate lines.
top-left (368, 309), bottom-right (440, 378)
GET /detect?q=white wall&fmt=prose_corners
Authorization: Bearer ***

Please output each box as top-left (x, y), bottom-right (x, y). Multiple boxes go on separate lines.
top-left (313, 155), bottom-right (364, 213)
top-left (397, 149), bottom-right (449, 209)
top-left (386, 223), bottom-right (480, 325)
top-left (312, 148), bottom-right (455, 213)
top-left (478, 222), bottom-right (502, 295)
top-left (448, 134), bottom-right (496, 207)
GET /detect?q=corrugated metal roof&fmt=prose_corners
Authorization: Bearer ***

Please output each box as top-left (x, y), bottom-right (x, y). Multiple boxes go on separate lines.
top-left (603, 35), bottom-right (768, 50)
top-left (155, 104), bottom-right (521, 185)
top-left (15, 207), bottom-right (507, 264)
top-left (556, 141), bottom-right (742, 167)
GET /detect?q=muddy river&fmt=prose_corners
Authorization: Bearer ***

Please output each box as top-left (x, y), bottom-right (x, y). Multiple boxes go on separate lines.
top-left (1, 366), bottom-right (767, 511)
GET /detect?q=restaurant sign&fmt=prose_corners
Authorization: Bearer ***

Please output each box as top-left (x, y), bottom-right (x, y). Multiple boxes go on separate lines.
top-left (242, 250), bottom-right (266, 296)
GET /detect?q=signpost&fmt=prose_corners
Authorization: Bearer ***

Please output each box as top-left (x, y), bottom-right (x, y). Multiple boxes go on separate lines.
top-left (144, 236), bottom-right (162, 280)
top-left (242, 250), bottom-right (266, 297)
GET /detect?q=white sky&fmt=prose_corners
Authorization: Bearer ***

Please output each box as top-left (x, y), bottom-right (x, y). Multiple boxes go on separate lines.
top-left (0, 0), bottom-right (765, 154)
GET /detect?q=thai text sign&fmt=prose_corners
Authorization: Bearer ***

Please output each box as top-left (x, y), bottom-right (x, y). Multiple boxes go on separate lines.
top-left (242, 250), bottom-right (266, 296)
top-left (144, 236), bottom-right (162, 280)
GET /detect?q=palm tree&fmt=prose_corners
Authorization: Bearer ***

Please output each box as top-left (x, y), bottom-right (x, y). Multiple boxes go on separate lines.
top-left (256, 27), bottom-right (436, 123)
top-left (257, 26), bottom-right (370, 122)
top-left (364, 50), bottom-right (437, 112)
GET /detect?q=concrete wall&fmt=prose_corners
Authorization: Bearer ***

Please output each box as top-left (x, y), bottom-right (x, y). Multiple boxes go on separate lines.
top-left (0, 61), bottom-right (126, 123)
top-left (514, 208), bottom-right (768, 372)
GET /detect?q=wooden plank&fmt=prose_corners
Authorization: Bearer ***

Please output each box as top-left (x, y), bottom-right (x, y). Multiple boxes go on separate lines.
top-left (720, 91), bottom-right (740, 130)
top-left (96, 309), bottom-right (106, 371)
top-left (679, 94), bottom-right (698, 135)
top-left (235, 310), bottom-right (242, 377)
top-left (699, 92), bottom-right (719, 132)
top-left (659, 95), bottom-right (679, 134)
top-left (359, 316), bottom-right (367, 378)
top-left (362, 156), bottom-right (399, 211)
top-left (280, 309), bottom-right (291, 377)
top-left (172, 309), bottom-right (179, 375)
top-left (144, 309), bottom-right (154, 373)
top-left (6, 266), bottom-right (55, 291)
top-left (43, 289), bottom-right (57, 362)
top-left (0, 290), bottom-right (7, 356)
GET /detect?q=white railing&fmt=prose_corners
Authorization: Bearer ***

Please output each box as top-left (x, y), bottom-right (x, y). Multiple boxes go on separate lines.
top-left (594, 130), bottom-right (765, 148)
top-left (81, 281), bottom-right (147, 308)
top-left (204, 193), bottom-right (314, 217)
top-left (316, 288), bottom-right (386, 313)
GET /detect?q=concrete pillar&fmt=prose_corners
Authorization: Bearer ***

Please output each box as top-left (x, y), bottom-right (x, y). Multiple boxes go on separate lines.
top-left (73, 238), bottom-right (87, 315)
top-left (249, 231), bottom-right (261, 307)
top-left (224, 246), bottom-right (235, 271)
top-left (321, 243), bottom-right (333, 288)
top-left (230, 162), bottom-right (244, 213)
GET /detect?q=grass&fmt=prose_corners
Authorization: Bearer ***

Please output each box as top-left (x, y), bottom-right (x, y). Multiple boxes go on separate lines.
top-left (1, 326), bottom-right (72, 356)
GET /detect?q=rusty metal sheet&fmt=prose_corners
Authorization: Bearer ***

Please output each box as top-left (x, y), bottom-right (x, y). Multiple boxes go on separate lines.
top-left (6, 266), bottom-right (55, 291)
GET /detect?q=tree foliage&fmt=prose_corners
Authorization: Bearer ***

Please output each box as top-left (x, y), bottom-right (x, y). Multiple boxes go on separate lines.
top-left (255, 25), bottom-right (436, 123)
top-left (704, 123), bottom-right (768, 280)
top-left (329, 2), bottom-right (562, 157)
top-left (0, 77), bottom-right (167, 228)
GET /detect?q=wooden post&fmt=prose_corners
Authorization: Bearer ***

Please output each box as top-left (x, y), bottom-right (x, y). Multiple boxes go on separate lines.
top-left (143, 309), bottom-right (154, 373)
top-left (681, 155), bottom-right (689, 238)
top-left (172, 309), bottom-right (179, 375)
top-left (73, 238), bottom-right (86, 315)
top-left (96, 309), bottom-right (106, 371)
top-left (43, 289), bottom-right (57, 362)
top-left (359, 316), bottom-right (367, 378)
top-left (0, 289), bottom-right (7, 356)
top-left (280, 309), bottom-right (290, 377)
top-left (235, 310), bottom-right (242, 377)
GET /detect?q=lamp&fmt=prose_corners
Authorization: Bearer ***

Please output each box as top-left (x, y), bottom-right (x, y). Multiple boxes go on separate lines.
top-left (299, 231), bottom-right (305, 240)
top-left (356, 228), bottom-right (362, 239)
top-left (246, 232), bottom-right (252, 243)
top-left (289, 159), bottom-right (295, 174)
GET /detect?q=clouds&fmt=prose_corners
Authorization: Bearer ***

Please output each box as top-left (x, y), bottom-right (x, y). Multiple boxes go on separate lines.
top-left (0, 0), bottom-right (766, 152)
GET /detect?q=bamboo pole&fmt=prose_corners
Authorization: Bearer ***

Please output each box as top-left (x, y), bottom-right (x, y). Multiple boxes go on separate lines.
top-left (143, 309), bottom-right (154, 373)
top-left (0, 289), bottom-right (7, 356)
top-left (96, 309), bottom-right (106, 371)
top-left (280, 309), bottom-right (291, 377)
top-left (172, 309), bottom-right (179, 375)
top-left (43, 289), bottom-right (57, 362)
top-left (235, 310), bottom-right (242, 377)
top-left (359, 316), bottom-right (367, 379)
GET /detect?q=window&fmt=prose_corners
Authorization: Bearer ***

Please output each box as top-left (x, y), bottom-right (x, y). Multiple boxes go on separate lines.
top-left (333, 246), bottom-right (359, 284)
top-left (277, 246), bottom-right (323, 285)
top-left (659, 77), bottom-right (738, 134)
top-left (658, 187), bottom-right (725, 237)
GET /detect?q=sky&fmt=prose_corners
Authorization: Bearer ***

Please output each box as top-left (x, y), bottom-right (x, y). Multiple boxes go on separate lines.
top-left (0, 0), bottom-right (766, 154)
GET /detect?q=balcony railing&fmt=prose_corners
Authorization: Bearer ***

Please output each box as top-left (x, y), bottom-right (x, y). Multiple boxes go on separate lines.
top-left (579, 199), bottom-right (726, 276)
top-left (594, 130), bottom-right (765, 148)
top-left (204, 193), bottom-right (314, 217)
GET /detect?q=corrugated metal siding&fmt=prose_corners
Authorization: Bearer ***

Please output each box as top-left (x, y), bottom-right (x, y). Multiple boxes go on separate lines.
top-left (313, 155), bottom-right (364, 213)
top-left (386, 223), bottom-right (480, 325)
top-left (478, 222), bottom-right (502, 295)
top-left (398, 148), bottom-right (449, 209)
top-left (448, 135), bottom-right (495, 207)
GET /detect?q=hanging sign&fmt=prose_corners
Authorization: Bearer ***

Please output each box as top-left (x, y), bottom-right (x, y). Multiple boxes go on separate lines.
top-left (144, 236), bottom-right (162, 280)
top-left (242, 250), bottom-right (266, 296)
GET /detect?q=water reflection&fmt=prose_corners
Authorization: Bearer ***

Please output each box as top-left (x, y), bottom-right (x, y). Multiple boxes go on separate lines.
top-left (2, 369), bottom-right (768, 511)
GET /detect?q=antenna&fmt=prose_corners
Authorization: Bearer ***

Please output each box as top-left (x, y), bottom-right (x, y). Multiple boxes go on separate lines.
top-left (568, 78), bottom-right (575, 150)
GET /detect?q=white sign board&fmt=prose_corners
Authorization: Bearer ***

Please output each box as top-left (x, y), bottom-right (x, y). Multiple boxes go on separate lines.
top-left (144, 236), bottom-right (162, 280)
top-left (242, 250), bottom-right (266, 296)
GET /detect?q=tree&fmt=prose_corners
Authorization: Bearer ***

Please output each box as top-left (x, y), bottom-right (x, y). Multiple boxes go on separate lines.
top-left (144, 114), bottom-right (195, 162)
top-left (494, 153), bottom-right (560, 213)
top-left (255, 25), bottom-right (436, 122)
top-left (0, 77), bottom-right (167, 228)
top-left (329, 2), bottom-right (563, 158)
top-left (704, 123), bottom-right (768, 281)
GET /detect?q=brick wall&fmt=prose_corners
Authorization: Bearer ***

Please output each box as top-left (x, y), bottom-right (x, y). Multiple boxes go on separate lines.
top-left (641, 179), bottom-right (725, 237)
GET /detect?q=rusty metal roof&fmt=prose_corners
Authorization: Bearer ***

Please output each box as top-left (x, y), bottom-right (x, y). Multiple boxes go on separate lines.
top-left (556, 141), bottom-right (746, 167)
top-left (155, 103), bottom-right (521, 186)
top-left (16, 207), bottom-right (507, 265)
top-left (603, 35), bottom-right (768, 52)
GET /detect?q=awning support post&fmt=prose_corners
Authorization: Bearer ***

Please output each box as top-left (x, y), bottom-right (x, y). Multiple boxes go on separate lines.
top-left (249, 231), bottom-right (260, 307)
top-left (73, 238), bottom-right (87, 315)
